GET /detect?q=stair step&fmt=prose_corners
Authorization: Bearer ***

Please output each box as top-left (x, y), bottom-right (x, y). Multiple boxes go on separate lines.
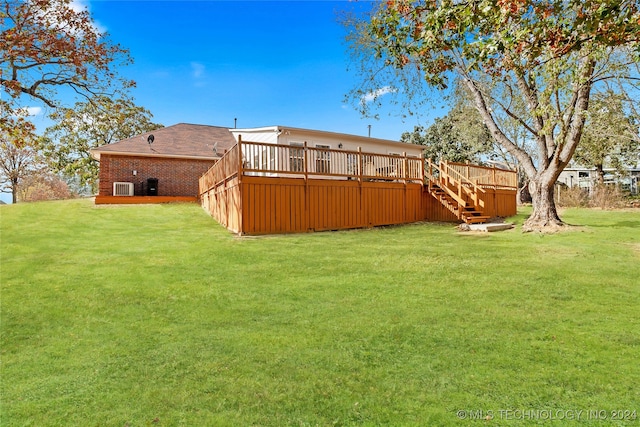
top-left (465, 218), bottom-right (488, 224)
top-left (463, 216), bottom-right (491, 224)
top-left (462, 211), bottom-right (490, 217)
top-left (429, 182), bottom-right (488, 224)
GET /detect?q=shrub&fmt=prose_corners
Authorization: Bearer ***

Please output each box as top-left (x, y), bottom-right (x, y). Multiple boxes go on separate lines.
top-left (590, 184), bottom-right (626, 209)
top-left (18, 173), bottom-right (74, 202)
top-left (556, 184), bottom-right (589, 207)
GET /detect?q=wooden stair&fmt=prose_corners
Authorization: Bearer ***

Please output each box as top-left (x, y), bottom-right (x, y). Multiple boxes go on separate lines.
top-left (425, 161), bottom-right (490, 224)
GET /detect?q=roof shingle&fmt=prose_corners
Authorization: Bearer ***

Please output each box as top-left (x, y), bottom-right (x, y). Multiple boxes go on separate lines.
top-left (91, 123), bottom-right (237, 160)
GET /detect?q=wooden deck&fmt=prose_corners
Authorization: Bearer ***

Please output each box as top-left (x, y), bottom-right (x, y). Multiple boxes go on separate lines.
top-left (199, 139), bottom-right (517, 235)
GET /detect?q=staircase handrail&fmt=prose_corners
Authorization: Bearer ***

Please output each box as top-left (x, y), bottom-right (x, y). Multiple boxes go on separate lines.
top-left (425, 159), bottom-right (467, 207)
top-left (424, 159), bottom-right (487, 211)
top-left (442, 161), bottom-right (486, 194)
top-left (441, 160), bottom-right (486, 211)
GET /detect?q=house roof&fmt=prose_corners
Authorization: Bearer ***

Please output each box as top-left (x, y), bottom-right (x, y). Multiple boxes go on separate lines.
top-left (90, 123), bottom-right (237, 161)
top-left (91, 122), bottom-right (423, 162)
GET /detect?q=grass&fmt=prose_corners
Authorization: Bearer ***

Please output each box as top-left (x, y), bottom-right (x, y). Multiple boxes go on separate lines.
top-left (1, 199), bottom-right (639, 426)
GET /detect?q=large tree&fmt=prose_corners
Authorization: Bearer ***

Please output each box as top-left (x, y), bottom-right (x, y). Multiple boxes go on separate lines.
top-left (0, 103), bottom-right (43, 203)
top-left (1, 0), bottom-right (133, 110)
top-left (346, 0), bottom-right (640, 231)
top-left (42, 96), bottom-right (163, 191)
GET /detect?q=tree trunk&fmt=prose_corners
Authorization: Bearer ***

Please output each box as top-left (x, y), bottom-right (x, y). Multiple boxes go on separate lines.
top-left (595, 164), bottom-right (605, 185)
top-left (11, 178), bottom-right (18, 204)
top-left (523, 177), bottom-right (565, 232)
top-left (517, 178), bottom-right (532, 204)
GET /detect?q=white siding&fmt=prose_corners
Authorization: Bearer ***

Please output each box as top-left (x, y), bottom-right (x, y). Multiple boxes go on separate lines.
top-left (230, 127), bottom-right (279, 144)
top-left (277, 129), bottom-right (423, 157)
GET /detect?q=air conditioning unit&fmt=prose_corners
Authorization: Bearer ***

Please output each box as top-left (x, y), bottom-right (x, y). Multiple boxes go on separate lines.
top-left (113, 182), bottom-right (134, 196)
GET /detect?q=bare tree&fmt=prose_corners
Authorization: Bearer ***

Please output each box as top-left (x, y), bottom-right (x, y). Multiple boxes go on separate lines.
top-left (0, 104), bottom-right (43, 203)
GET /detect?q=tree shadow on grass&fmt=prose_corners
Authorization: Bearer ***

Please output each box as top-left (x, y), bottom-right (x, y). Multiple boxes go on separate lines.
top-left (590, 220), bottom-right (640, 228)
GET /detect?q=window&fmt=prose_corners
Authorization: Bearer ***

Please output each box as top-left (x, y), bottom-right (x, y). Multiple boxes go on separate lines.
top-left (289, 143), bottom-right (304, 172)
top-left (315, 144), bottom-right (330, 174)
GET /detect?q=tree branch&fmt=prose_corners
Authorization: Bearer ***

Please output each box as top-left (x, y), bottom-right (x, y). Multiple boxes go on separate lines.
top-left (463, 77), bottom-right (537, 177)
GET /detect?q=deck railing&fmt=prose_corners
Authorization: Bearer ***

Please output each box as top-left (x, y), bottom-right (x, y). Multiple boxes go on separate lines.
top-left (240, 140), bottom-right (424, 181)
top-left (200, 139), bottom-right (517, 195)
top-left (200, 138), bottom-right (425, 193)
top-left (447, 162), bottom-right (518, 189)
top-left (199, 143), bottom-right (241, 192)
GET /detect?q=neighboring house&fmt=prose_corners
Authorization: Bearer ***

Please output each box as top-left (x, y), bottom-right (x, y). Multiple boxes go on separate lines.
top-left (557, 166), bottom-right (639, 195)
top-left (90, 123), bottom-right (237, 202)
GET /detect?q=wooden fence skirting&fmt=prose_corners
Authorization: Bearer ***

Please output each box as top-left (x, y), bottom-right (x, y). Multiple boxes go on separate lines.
top-left (201, 175), bottom-right (465, 235)
top-left (244, 177), bottom-right (426, 234)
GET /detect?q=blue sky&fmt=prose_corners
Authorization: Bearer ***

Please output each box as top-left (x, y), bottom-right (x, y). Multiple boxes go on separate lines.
top-left (4, 0), bottom-right (449, 203)
top-left (51, 0), bottom-right (445, 139)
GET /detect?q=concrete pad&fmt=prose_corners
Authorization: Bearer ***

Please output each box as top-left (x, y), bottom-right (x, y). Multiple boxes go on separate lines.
top-left (466, 223), bottom-right (514, 232)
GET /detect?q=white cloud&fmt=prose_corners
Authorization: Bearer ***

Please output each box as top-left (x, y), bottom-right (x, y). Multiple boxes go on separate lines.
top-left (361, 86), bottom-right (396, 103)
top-left (69, 0), bottom-right (88, 13)
top-left (26, 107), bottom-right (42, 116)
top-left (70, 0), bottom-right (107, 34)
top-left (13, 106), bottom-right (42, 117)
top-left (191, 62), bottom-right (205, 78)
top-left (32, 0), bottom-right (106, 37)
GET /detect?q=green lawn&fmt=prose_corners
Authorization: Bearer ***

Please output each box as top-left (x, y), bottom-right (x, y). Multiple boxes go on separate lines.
top-left (1, 199), bottom-right (639, 426)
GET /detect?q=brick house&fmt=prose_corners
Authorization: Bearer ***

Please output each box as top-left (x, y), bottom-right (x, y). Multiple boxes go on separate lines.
top-left (90, 123), bottom-right (237, 203)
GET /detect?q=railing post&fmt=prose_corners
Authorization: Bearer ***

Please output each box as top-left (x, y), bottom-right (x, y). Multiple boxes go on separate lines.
top-left (357, 147), bottom-right (362, 183)
top-left (422, 158), bottom-right (433, 191)
top-left (442, 160), bottom-right (447, 186)
top-left (237, 134), bottom-right (243, 181)
top-left (492, 165), bottom-right (497, 188)
top-left (237, 135), bottom-right (244, 234)
top-left (402, 152), bottom-right (407, 183)
top-left (303, 141), bottom-right (308, 180)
